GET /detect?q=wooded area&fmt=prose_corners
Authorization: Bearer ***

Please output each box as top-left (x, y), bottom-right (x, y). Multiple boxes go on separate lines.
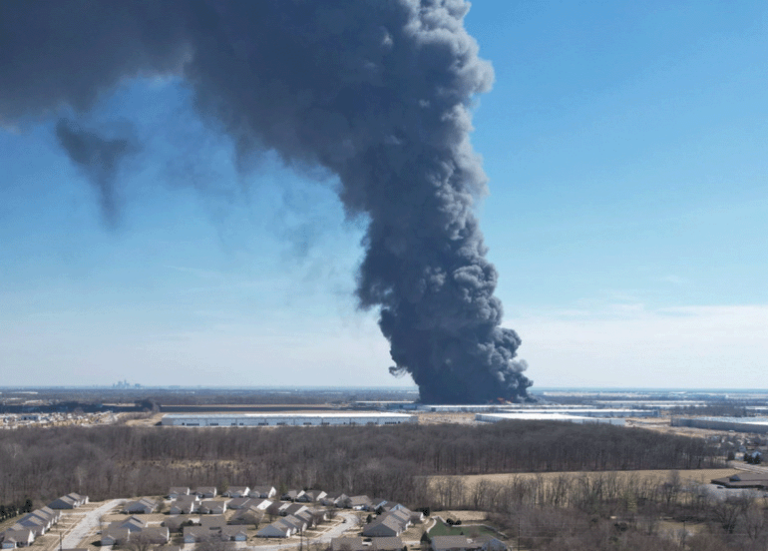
top-left (0, 421), bottom-right (719, 506)
top-left (5, 420), bottom-right (766, 550)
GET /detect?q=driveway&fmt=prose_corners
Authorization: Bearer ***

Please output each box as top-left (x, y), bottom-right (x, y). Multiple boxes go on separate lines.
top-left (61, 500), bottom-right (124, 548)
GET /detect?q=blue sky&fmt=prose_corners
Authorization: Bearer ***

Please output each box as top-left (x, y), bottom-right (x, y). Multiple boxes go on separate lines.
top-left (1, 0), bottom-right (766, 389)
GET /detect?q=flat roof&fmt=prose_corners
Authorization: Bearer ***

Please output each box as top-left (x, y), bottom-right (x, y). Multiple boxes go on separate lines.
top-left (162, 412), bottom-right (414, 419)
top-left (477, 413), bottom-right (625, 422)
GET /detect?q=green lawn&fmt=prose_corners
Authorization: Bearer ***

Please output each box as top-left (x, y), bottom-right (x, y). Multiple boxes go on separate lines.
top-left (428, 520), bottom-right (497, 538)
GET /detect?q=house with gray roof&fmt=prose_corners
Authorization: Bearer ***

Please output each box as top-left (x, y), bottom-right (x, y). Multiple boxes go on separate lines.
top-left (12, 517), bottom-right (47, 537)
top-left (195, 487), bottom-right (218, 498)
top-left (199, 500), bottom-right (228, 514)
top-left (281, 514), bottom-right (308, 533)
top-left (281, 503), bottom-right (309, 518)
top-left (223, 486), bottom-right (251, 498)
top-left (372, 537), bottom-right (404, 551)
top-left (256, 519), bottom-right (296, 538)
top-left (200, 516), bottom-right (226, 530)
top-left (168, 487), bottom-right (190, 499)
top-left (362, 510), bottom-right (411, 538)
top-left (1, 529), bottom-right (35, 548)
top-left (348, 496), bottom-right (372, 511)
top-left (48, 493), bottom-right (88, 510)
top-left (183, 526), bottom-right (211, 544)
top-left (250, 486), bottom-right (277, 499)
top-left (431, 536), bottom-right (482, 551)
top-left (101, 527), bottom-right (131, 546)
top-left (331, 537), bottom-right (366, 551)
top-left (169, 495), bottom-right (199, 515)
top-left (124, 498), bottom-right (159, 514)
top-left (321, 493), bottom-right (350, 508)
top-left (220, 526), bottom-right (248, 542)
top-left (281, 489), bottom-right (305, 502)
top-left (298, 490), bottom-right (326, 502)
top-left (227, 497), bottom-right (254, 510)
top-left (136, 527), bottom-right (170, 545)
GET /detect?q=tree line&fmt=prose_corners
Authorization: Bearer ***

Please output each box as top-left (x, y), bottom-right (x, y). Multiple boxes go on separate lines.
top-left (0, 420), bottom-right (721, 509)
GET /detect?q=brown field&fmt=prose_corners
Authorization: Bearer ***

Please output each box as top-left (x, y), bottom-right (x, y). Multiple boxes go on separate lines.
top-left (429, 468), bottom-right (742, 491)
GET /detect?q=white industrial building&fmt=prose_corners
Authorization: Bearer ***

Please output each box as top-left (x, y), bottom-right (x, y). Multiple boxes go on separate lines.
top-left (498, 408), bottom-right (658, 418)
top-left (476, 412), bottom-right (626, 426)
top-left (672, 416), bottom-right (768, 433)
top-left (161, 412), bottom-right (416, 427)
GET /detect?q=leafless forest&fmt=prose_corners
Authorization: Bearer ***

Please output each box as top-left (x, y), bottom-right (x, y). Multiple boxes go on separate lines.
top-left (5, 421), bottom-right (767, 549)
top-left (0, 421), bottom-right (717, 503)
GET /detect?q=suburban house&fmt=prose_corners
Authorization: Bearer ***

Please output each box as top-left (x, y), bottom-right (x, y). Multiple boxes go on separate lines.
top-left (321, 493), bottom-right (350, 508)
top-left (256, 518), bottom-right (296, 538)
top-left (226, 497), bottom-right (254, 510)
top-left (299, 490), bottom-right (327, 502)
top-left (232, 504), bottom-right (266, 524)
top-left (331, 537), bottom-right (366, 551)
top-left (101, 527), bottom-right (131, 546)
top-left (223, 486), bottom-right (251, 498)
top-left (281, 490), bottom-right (305, 502)
top-left (183, 526), bottom-right (213, 544)
top-left (220, 526), bottom-right (248, 542)
top-left (199, 500), bottom-right (228, 515)
top-left (281, 503), bottom-right (309, 518)
top-left (281, 514), bottom-right (308, 533)
top-left (11, 517), bottom-right (47, 537)
top-left (307, 507), bottom-right (328, 522)
top-left (200, 516), bottom-right (227, 530)
top-left (292, 510), bottom-right (314, 528)
top-left (106, 524), bottom-right (170, 546)
top-left (250, 498), bottom-right (274, 510)
top-left (168, 487), bottom-right (191, 499)
top-left (250, 486), bottom-right (277, 499)
top-left (136, 527), bottom-right (170, 544)
top-left (195, 487), bottom-right (217, 499)
top-left (124, 498), bottom-right (159, 514)
top-left (30, 507), bottom-right (61, 526)
top-left (266, 501), bottom-right (289, 517)
top-left (348, 496), bottom-right (373, 511)
top-left (431, 536), bottom-right (481, 551)
top-left (1, 529), bottom-right (35, 549)
top-left (14, 507), bottom-right (60, 535)
top-left (371, 537), bottom-right (404, 551)
top-left (48, 493), bottom-right (88, 509)
top-left (169, 495), bottom-right (199, 515)
top-left (362, 510), bottom-right (411, 537)
top-left (115, 516), bottom-right (148, 532)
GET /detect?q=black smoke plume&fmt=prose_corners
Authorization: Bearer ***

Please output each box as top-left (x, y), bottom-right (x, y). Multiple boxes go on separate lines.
top-left (0, 0), bottom-right (532, 403)
top-left (55, 119), bottom-right (137, 225)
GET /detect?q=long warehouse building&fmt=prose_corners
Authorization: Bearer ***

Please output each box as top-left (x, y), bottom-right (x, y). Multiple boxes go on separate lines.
top-left (161, 412), bottom-right (416, 427)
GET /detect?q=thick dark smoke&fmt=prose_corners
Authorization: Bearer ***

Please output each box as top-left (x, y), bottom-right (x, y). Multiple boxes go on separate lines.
top-left (0, 0), bottom-right (532, 403)
top-left (55, 119), bottom-right (137, 225)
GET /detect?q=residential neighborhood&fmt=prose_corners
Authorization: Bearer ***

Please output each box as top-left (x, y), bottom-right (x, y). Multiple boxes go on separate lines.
top-left (0, 486), bottom-right (507, 551)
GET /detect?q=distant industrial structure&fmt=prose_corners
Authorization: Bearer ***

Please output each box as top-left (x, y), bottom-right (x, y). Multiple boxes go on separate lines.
top-left (161, 412), bottom-right (416, 427)
top-left (672, 416), bottom-right (768, 433)
top-left (476, 412), bottom-right (626, 426)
